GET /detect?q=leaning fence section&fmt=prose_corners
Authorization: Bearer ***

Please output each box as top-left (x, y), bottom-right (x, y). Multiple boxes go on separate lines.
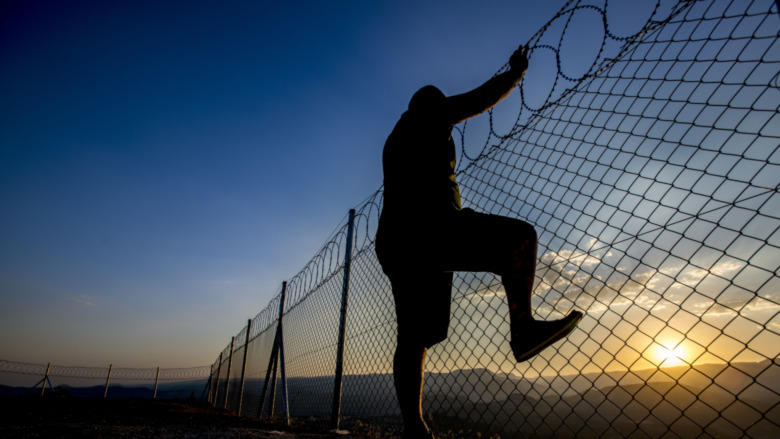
top-left (0, 359), bottom-right (210, 399)
top-left (209, 0), bottom-right (779, 437)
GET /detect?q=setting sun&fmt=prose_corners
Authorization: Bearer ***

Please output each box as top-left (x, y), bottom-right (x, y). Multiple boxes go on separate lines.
top-left (652, 343), bottom-right (688, 367)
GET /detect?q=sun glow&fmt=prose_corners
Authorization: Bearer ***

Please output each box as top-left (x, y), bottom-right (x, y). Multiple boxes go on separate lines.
top-left (653, 343), bottom-right (688, 367)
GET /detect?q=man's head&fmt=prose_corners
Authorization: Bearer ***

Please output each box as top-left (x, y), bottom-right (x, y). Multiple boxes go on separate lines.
top-left (408, 85), bottom-right (445, 113)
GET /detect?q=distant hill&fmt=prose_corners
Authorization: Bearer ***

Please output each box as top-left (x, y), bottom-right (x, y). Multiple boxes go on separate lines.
top-left (418, 360), bottom-right (779, 438)
top-left (0, 379), bottom-right (207, 400)
top-left (5, 361), bottom-right (776, 438)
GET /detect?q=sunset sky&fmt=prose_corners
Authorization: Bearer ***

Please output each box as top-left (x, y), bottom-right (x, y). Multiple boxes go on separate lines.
top-left (3, 0), bottom-right (777, 379)
top-left (1, 1), bottom-right (570, 368)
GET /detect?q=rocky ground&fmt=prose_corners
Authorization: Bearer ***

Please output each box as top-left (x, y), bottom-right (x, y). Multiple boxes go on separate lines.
top-left (0, 396), bottom-right (391, 439)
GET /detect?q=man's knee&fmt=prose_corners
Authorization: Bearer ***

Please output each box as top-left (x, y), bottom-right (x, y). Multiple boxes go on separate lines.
top-left (507, 219), bottom-right (537, 248)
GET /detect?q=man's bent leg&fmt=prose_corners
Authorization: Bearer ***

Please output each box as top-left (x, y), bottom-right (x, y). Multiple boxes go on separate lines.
top-left (496, 219), bottom-right (583, 361)
top-left (439, 209), bottom-right (582, 362)
top-left (501, 220), bottom-right (537, 319)
top-left (439, 210), bottom-right (538, 319)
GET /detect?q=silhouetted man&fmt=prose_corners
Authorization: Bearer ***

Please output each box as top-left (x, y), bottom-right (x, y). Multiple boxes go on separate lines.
top-left (375, 46), bottom-right (583, 438)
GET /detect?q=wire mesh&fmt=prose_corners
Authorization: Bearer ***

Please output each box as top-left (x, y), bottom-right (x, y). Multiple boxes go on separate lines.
top-left (0, 360), bottom-right (209, 381)
top-left (208, 0), bottom-right (779, 437)
top-left (0, 359), bottom-right (210, 399)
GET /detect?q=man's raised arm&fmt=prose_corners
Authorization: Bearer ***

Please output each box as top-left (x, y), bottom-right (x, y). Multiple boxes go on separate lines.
top-left (445, 46), bottom-right (529, 124)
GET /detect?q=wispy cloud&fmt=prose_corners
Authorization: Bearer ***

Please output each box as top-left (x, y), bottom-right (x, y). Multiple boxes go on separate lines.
top-left (534, 245), bottom-right (777, 319)
top-left (72, 295), bottom-right (96, 307)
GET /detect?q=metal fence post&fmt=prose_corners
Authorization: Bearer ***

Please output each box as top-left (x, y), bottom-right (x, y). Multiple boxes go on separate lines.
top-left (278, 281), bottom-right (290, 426)
top-left (258, 332), bottom-right (279, 418)
top-left (237, 318), bottom-right (252, 416)
top-left (223, 336), bottom-right (235, 410)
top-left (153, 367), bottom-right (160, 399)
top-left (268, 339), bottom-right (279, 417)
top-left (202, 365), bottom-right (213, 403)
top-left (39, 363), bottom-right (51, 397)
top-left (103, 364), bottom-right (112, 398)
top-left (258, 282), bottom-right (289, 422)
top-left (331, 209), bottom-right (356, 430)
top-left (213, 352), bottom-right (223, 406)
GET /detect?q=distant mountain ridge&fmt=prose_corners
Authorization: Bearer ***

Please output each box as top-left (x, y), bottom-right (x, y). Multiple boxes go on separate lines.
top-left (3, 361), bottom-right (776, 438)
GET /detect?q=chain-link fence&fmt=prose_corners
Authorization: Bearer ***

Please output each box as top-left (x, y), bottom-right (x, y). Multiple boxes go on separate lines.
top-left (209, 0), bottom-right (779, 437)
top-left (0, 359), bottom-right (210, 399)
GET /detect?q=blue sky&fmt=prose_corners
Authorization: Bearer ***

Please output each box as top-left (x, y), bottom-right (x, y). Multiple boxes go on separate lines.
top-left (1, 1), bottom-right (567, 367)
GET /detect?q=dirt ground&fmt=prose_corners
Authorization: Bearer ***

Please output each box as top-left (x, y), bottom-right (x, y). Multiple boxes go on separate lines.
top-left (0, 396), bottom-right (388, 439)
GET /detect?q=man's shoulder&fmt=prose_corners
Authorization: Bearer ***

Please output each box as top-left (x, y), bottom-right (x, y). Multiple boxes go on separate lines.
top-left (391, 110), bottom-right (450, 136)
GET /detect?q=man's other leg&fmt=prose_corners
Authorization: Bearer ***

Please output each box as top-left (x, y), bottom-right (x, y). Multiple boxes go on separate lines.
top-left (389, 271), bottom-right (452, 438)
top-left (394, 342), bottom-right (429, 438)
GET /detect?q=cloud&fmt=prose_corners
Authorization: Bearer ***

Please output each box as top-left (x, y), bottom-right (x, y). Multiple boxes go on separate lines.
top-left (453, 240), bottom-right (778, 336)
top-left (740, 299), bottom-right (780, 327)
top-left (462, 289), bottom-right (503, 300)
top-left (72, 295), bottom-right (96, 307)
top-left (710, 259), bottom-right (745, 277)
top-left (535, 246), bottom-right (700, 317)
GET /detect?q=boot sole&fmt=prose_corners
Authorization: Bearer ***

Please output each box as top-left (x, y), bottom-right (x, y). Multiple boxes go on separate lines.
top-left (513, 311), bottom-right (583, 362)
